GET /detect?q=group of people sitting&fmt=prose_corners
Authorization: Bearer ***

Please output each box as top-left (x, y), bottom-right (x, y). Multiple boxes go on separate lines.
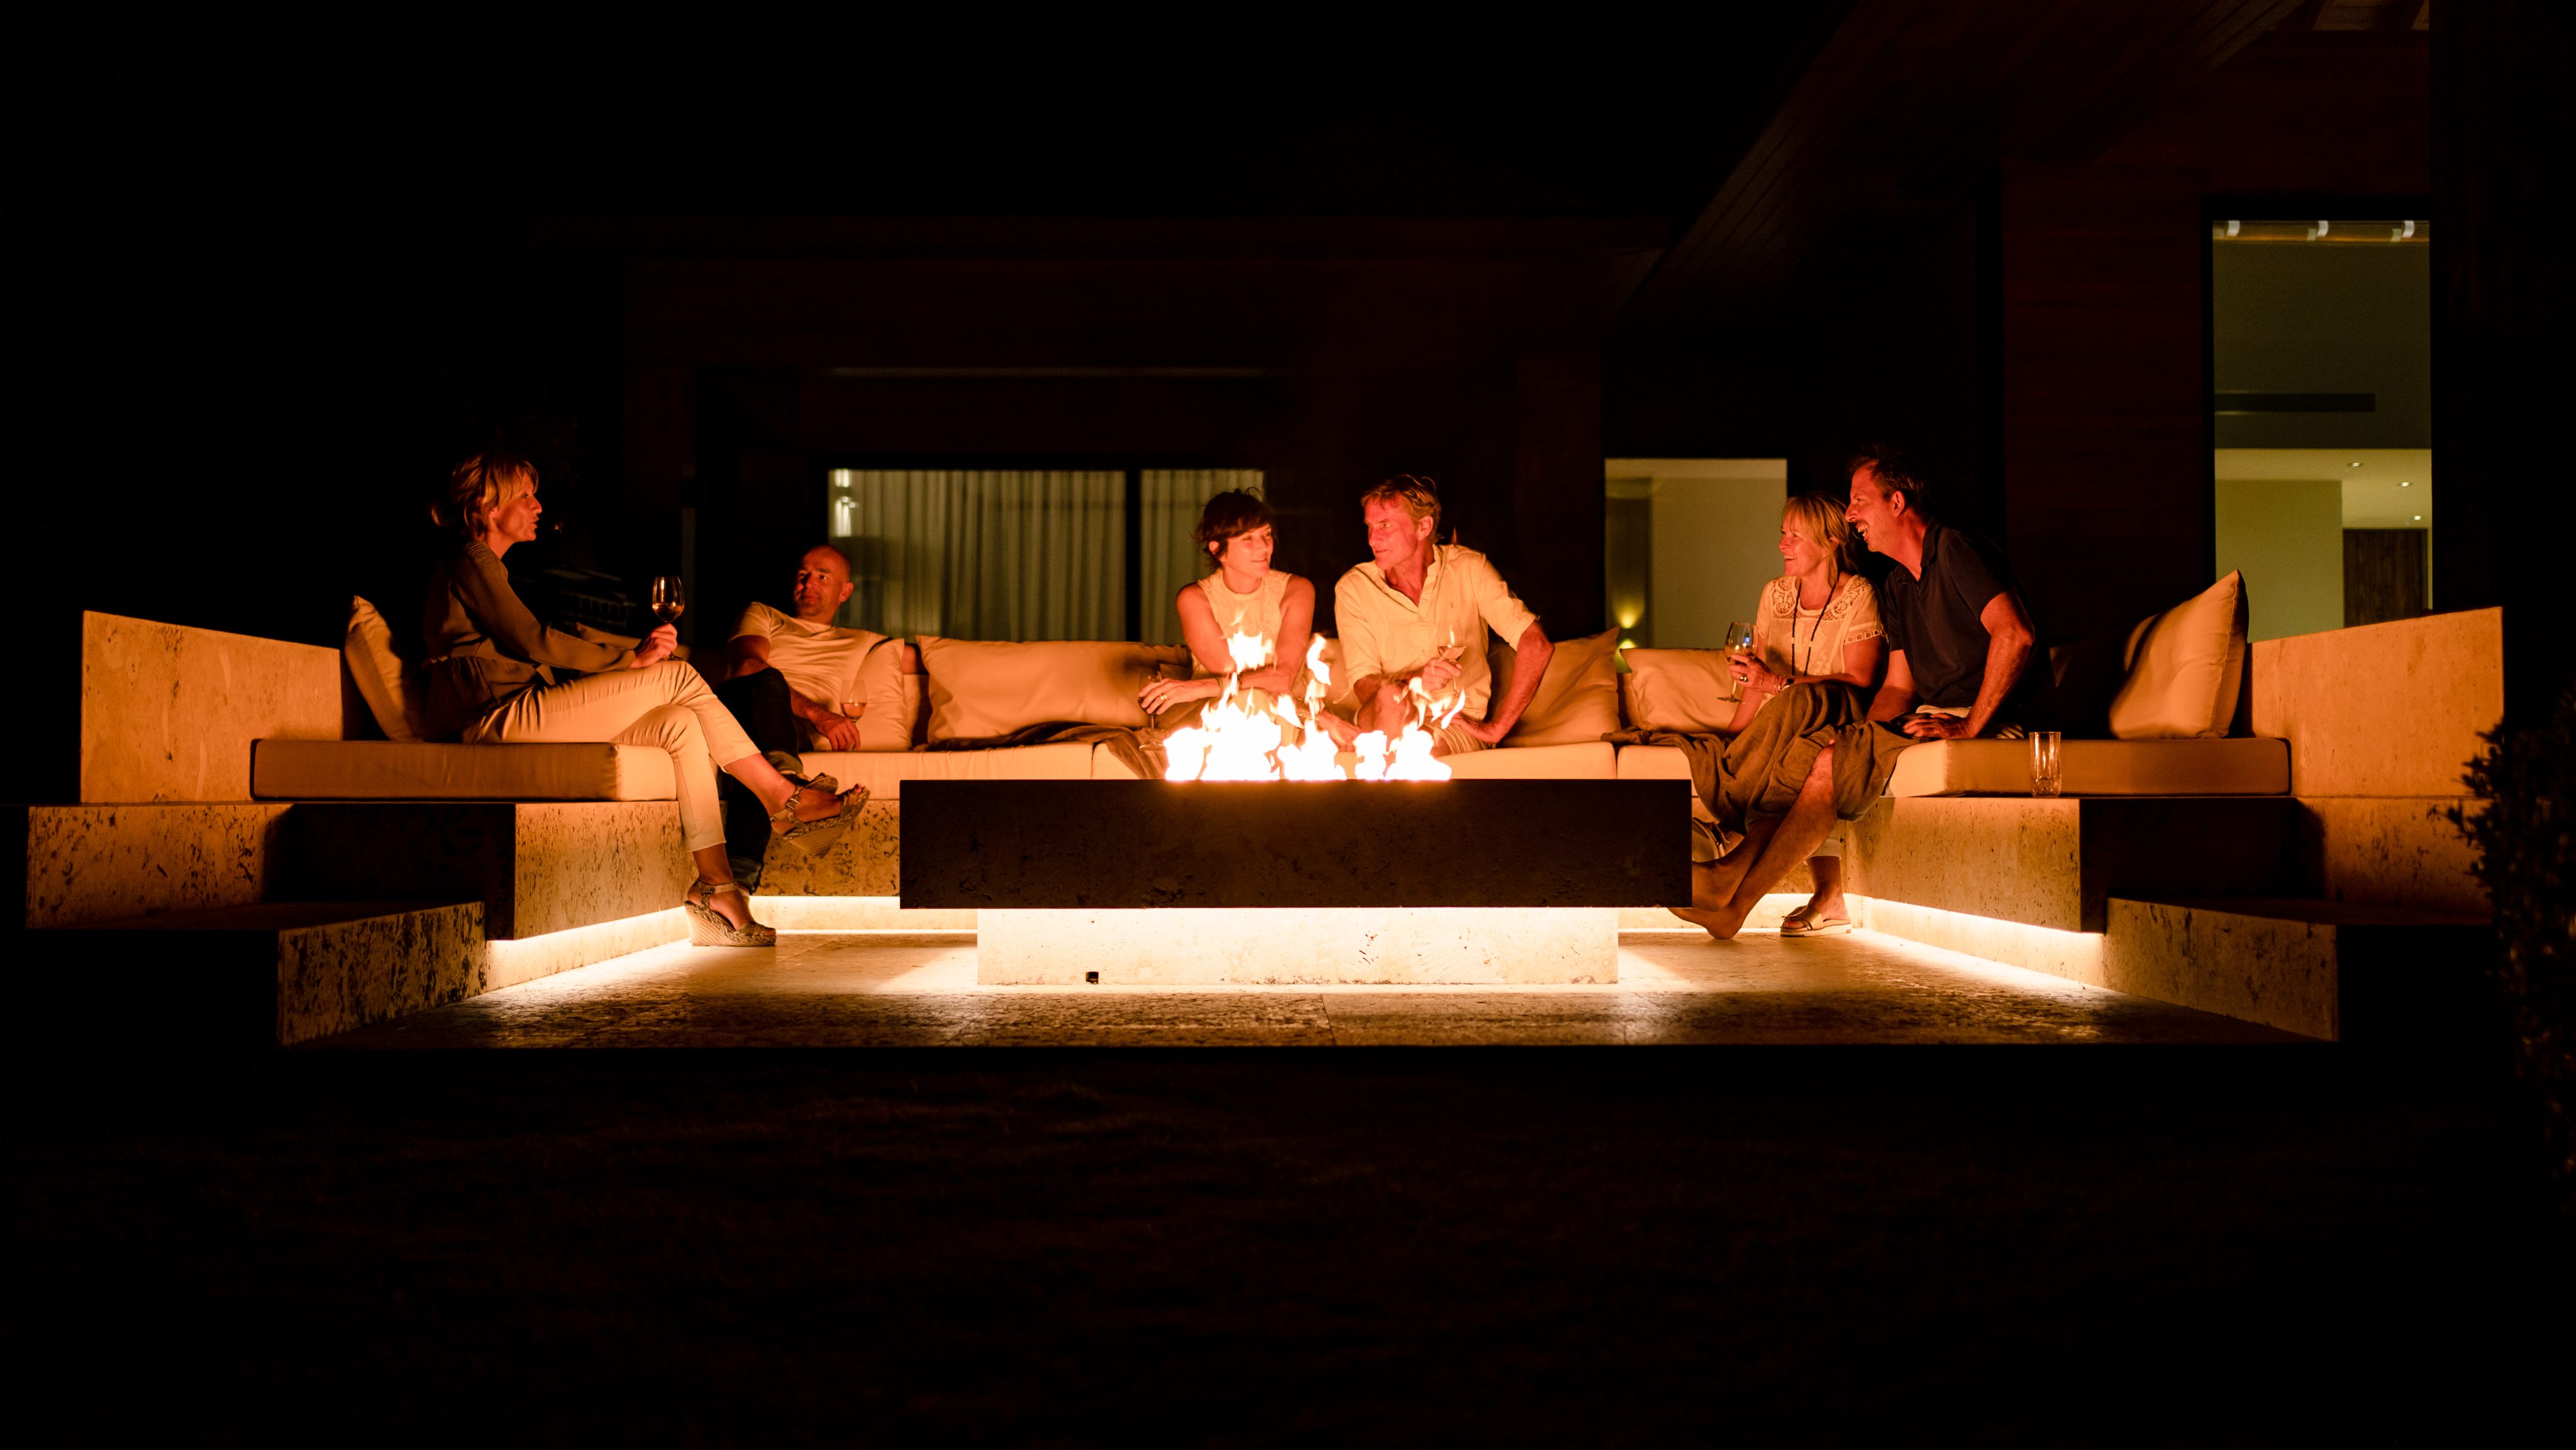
top-left (418, 445), bottom-right (2046, 951)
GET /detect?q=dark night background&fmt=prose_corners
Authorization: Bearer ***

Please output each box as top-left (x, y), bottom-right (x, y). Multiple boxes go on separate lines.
top-left (8, 5), bottom-right (2570, 1438)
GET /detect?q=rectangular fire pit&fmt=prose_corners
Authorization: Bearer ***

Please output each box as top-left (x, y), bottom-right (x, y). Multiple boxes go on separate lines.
top-left (902, 781), bottom-right (1690, 985)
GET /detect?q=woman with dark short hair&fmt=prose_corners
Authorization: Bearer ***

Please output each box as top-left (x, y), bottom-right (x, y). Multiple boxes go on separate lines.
top-left (421, 454), bottom-right (857, 947)
top-left (1137, 489), bottom-right (1316, 725)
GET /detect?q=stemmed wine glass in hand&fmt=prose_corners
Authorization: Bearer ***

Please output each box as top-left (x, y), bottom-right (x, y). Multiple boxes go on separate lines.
top-left (1723, 619), bottom-right (1757, 698)
top-left (637, 576), bottom-right (684, 667)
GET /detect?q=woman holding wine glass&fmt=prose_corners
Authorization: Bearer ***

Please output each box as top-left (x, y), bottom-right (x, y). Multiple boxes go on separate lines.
top-left (1671, 493), bottom-right (1885, 940)
top-left (421, 454), bottom-right (858, 947)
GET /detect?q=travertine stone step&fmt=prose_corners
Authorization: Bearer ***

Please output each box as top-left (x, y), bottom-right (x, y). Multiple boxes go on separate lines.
top-left (17, 803), bottom-right (293, 929)
top-left (275, 802), bottom-right (690, 939)
top-left (1841, 796), bottom-right (2297, 932)
top-left (2106, 897), bottom-right (2490, 1044)
top-left (744, 800), bottom-right (901, 896)
top-left (31, 900), bottom-right (484, 1046)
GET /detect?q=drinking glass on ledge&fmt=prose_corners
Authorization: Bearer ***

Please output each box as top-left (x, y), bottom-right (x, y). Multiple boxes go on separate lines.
top-left (2029, 730), bottom-right (2063, 798)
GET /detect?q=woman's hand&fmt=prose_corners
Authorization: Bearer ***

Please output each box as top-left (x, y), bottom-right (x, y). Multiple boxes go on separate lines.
top-left (1728, 651), bottom-right (1788, 697)
top-left (631, 623), bottom-right (678, 667)
top-left (1139, 674), bottom-right (1219, 715)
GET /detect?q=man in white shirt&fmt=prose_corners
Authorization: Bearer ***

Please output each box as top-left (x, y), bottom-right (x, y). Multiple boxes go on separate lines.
top-left (708, 544), bottom-right (894, 881)
top-left (1333, 475), bottom-right (1553, 754)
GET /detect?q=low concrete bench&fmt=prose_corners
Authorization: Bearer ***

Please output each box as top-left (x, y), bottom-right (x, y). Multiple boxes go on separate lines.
top-left (1612, 736), bottom-right (2290, 796)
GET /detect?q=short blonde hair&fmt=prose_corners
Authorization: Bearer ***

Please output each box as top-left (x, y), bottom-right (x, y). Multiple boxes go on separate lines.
top-left (1782, 491), bottom-right (1858, 575)
top-left (434, 454), bottom-right (537, 538)
top-left (1358, 474), bottom-right (1441, 539)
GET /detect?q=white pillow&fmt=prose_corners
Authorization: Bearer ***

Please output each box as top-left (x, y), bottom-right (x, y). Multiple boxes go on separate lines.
top-left (343, 596), bottom-right (425, 742)
top-left (853, 639), bottom-right (921, 750)
top-left (2108, 571), bottom-right (2248, 739)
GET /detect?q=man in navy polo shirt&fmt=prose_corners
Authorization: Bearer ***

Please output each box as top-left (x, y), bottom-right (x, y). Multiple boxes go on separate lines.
top-left (1683, 446), bottom-right (2049, 940)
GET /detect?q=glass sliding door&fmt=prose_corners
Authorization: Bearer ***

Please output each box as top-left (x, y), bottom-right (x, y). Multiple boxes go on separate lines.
top-left (2210, 217), bottom-right (2432, 640)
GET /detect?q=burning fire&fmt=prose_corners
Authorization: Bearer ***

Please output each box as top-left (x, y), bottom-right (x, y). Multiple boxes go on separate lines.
top-left (1163, 633), bottom-right (1460, 782)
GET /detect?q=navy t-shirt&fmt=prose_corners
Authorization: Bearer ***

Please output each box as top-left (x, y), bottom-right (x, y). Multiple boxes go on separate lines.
top-left (1880, 525), bottom-right (2052, 726)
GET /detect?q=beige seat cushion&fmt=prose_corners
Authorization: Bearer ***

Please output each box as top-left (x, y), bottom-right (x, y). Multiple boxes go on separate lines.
top-left (797, 742), bottom-right (1101, 798)
top-left (1619, 649), bottom-right (1741, 732)
top-left (1446, 741), bottom-right (1616, 779)
top-left (1616, 743), bottom-right (1697, 786)
top-left (253, 740), bottom-right (677, 800)
top-left (343, 597), bottom-right (425, 743)
top-left (1491, 629), bottom-right (1620, 747)
top-left (1887, 736), bottom-right (2287, 796)
top-left (916, 638), bottom-right (1191, 741)
top-left (2109, 571), bottom-right (2248, 739)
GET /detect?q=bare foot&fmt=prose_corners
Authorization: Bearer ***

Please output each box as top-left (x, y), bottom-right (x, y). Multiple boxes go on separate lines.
top-left (789, 784), bottom-right (843, 822)
top-left (1672, 905), bottom-right (1748, 942)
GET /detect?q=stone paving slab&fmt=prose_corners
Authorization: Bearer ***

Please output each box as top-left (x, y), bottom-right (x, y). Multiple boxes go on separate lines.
top-left (313, 926), bottom-right (2302, 1048)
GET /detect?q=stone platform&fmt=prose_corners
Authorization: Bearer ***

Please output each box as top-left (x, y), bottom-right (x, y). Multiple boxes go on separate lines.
top-left (903, 781), bottom-right (1688, 984)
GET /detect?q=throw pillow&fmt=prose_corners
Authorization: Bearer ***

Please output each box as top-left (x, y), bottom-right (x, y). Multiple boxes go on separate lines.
top-left (2108, 571), bottom-right (2249, 740)
top-left (853, 638), bottom-right (920, 751)
top-left (343, 596), bottom-right (425, 743)
top-left (916, 637), bottom-right (1194, 741)
top-left (1491, 628), bottom-right (1622, 747)
top-left (1618, 647), bottom-right (1743, 733)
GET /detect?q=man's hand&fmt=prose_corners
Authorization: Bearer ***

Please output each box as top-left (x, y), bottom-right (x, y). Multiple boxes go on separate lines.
top-left (1418, 649), bottom-right (1465, 696)
top-left (811, 711), bottom-right (863, 751)
top-left (1899, 712), bottom-right (1974, 740)
top-left (631, 623), bottom-right (678, 668)
top-left (1455, 714), bottom-right (1509, 745)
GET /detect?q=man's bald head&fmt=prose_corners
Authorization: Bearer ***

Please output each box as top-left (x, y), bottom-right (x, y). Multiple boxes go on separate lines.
top-left (791, 545), bottom-right (855, 622)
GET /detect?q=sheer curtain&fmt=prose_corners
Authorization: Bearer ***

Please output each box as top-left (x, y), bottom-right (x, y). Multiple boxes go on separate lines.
top-left (830, 470), bottom-right (1127, 640)
top-left (1139, 469), bottom-right (1265, 645)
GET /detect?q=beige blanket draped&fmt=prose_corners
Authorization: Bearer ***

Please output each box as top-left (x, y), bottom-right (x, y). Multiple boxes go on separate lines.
top-left (924, 720), bottom-right (1167, 782)
top-left (1609, 682), bottom-right (1913, 862)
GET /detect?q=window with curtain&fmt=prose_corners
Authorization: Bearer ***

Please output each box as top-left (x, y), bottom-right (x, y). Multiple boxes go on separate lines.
top-left (827, 467), bottom-right (1262, 642)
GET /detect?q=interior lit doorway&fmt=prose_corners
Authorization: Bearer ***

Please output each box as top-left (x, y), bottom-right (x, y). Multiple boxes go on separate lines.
top-left (2209, 216), bottom-right (2431, 641)
top-left (1602, 459), bottom-right (1788, 650)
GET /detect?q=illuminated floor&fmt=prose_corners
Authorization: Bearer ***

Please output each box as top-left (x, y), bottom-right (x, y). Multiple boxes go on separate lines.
top-left (318, 925), bottom-right (2301, 1047)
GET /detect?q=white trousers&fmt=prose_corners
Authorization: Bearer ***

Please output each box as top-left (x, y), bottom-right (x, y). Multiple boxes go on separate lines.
top-left (465, 661), bottom-right (758, 852)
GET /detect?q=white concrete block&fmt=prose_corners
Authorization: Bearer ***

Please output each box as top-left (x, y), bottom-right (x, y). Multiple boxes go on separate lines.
top-left (977, 906), bottom-right (1619, 985)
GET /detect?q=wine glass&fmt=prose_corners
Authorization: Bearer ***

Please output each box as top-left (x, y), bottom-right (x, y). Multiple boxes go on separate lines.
top-left (650, 576), bottom-right (686, 626)
top-left (1723, 619), bottom-right (1754, 698)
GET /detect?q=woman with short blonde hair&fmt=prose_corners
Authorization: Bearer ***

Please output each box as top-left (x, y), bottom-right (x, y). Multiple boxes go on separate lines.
top-left (1675, 492), bottom-right (1885, 940)
top-left (422, 453), bottom-right (857, 947)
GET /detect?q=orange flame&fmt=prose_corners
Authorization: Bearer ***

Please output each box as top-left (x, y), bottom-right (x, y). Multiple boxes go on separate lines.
top-left (1162, 631), bottom-right (1460, 782)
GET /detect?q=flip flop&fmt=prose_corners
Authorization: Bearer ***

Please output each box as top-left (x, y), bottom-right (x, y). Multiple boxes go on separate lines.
top-left (1779, 905), bottom-right (1853, 938)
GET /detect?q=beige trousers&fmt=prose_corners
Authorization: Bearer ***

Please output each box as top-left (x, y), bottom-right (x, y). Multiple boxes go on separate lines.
top-left (465, 661), bottom-right (758, 852)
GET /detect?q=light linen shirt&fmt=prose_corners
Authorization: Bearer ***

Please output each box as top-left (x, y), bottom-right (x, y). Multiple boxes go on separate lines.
top-left (730, 601), bottom-right (884, 713)
top-left (1333, 545), bottom-right (1540, 719)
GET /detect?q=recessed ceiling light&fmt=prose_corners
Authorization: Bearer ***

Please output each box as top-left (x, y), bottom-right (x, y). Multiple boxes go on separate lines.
top-left (2412, 515), bottom-right (2422, 521)
top-left (2400, 481), bottom-right (2411, 486)
top-left (2349, 461), bottom-right (2363, 468)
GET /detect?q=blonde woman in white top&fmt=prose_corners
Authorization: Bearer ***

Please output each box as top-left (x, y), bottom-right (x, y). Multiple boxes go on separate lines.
top-left (1138, 489), bottom-right (1316, 723)
top-left (1720, 493), bottom-right (1884, 937)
